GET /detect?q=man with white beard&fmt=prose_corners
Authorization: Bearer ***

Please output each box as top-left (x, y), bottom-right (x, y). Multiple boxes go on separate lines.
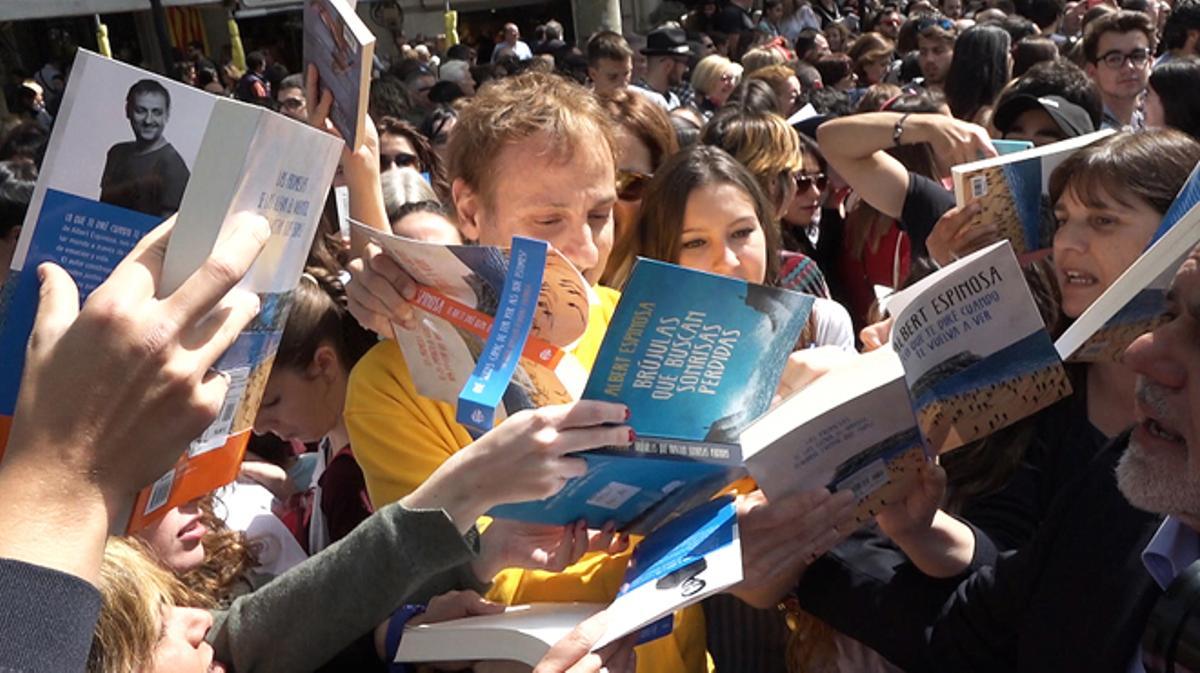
top-left (915, 243), bottom-right (1200, 673)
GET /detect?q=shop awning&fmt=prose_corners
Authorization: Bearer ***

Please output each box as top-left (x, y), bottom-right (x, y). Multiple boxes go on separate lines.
top-left (0, 1), bottom-right (221, 21)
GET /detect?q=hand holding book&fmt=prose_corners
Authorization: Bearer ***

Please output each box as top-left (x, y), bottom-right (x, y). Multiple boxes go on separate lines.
top-left (0, 213), bottom-right (268, 583)
top-left (730, 488), bottom-right (857, 609)
top-left (474, 518), bottom-right (631, 581)
top-left (345, 241), bottom-right (420, 335)
top-left (402, 401), bottom-right (633, 534)
top-left (925, 201), bottom-right (992, 267)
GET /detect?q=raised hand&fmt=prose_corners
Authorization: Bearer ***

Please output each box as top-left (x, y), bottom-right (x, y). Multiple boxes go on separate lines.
top-left (344, 242), bottom-right (420, 335)
top-left (0, 213), bottom-right (268, 582)
top-left (925, 201), bottom-right (992, 267)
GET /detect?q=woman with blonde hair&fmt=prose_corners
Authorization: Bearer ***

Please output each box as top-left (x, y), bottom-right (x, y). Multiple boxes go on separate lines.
top-left (700, 106), bottom-right (804, 221)
top-left (690, 54), bottom-right (743, 116)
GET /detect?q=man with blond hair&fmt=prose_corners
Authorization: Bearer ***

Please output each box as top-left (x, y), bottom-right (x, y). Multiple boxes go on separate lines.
top-left (342, 71), bottom-right (709, 673)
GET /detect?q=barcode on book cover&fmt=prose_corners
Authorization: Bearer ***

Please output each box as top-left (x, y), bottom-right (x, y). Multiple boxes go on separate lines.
top-left (970, 175), bottom-right (988, 199)
top-left (188, 366), bottom-right (251, 458)
top-left (145, 469), bottom-right (176, 515)
top-left (836, 459), bottom-right (889, 500)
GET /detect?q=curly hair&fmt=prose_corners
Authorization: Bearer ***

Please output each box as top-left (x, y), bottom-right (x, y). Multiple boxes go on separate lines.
top-left (175, 493), bottom-right (260, 607)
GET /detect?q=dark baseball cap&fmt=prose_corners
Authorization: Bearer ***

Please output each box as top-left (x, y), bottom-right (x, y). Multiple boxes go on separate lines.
top-left (992, 94), bottom-right (1095, 139)
top-left (642, 27), bottom-right (692, 56)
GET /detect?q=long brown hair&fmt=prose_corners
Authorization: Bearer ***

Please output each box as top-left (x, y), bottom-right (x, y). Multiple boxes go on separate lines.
top-left (633, 144), bottom-right (783, 284)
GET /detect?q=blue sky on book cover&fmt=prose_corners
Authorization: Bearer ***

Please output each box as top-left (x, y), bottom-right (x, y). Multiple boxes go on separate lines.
top-left (620, 496), bottom-right (736, 594)
top-left (583, 258), bottom-right (813, 444)
top-left (0, 190), bottom-right (161, 414)
top-left (1000, 157), bottom-right (1043, 251)
top-left (911, 330), bottom-right (1061, 410)
top-left (1152, 165), bottom-right (1200, 243)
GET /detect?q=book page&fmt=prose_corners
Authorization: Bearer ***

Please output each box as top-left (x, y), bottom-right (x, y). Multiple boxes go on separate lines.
top-left (740, 347), bottom-right (926, 526)
top-left (887, 241), bottom-right (1070, 453)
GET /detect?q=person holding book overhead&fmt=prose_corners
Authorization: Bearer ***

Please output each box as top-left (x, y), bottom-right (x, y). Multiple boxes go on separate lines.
top-left (340, 71), bottom-right (709, 673)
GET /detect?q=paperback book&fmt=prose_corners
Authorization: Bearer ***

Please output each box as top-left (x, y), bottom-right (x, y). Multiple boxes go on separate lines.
top-left (489, 258), bottom-right (814, 534)
top-left (740, 241), bottom-right (1070, 524)
top-left (951, 129), bottom-right (1114, 258)
top-left (352, 221), bottom-right (593, 427)
top-left (1056, 165), bottom-right (1200, 362)
top-left (0, 50), bottom-right (343, 531)
top-left (394, 496), bottom-right (742, 666)
top-left (303, 0), bottom-right (376, 150)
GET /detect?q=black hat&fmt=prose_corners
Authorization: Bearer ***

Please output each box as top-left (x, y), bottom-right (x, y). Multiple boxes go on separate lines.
top-left (992, 94), bottom-right (1095, 139)
top-left (642, 27), bottom-right (692, 56)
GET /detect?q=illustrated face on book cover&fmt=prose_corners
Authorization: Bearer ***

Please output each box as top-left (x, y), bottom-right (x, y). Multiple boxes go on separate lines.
top-left (1052, 185), bottom-right (1160, 318)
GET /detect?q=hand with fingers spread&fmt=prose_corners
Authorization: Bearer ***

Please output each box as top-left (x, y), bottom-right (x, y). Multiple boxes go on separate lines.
top-left (874, 461), bottom-right (975, 578)
top-left (926, 201), bottom-right (993, 267)
top-left (345, 242), bottom-right (420, 335)
top-left (729, 488), bottom-right (859, 609)
top-left (533, 610), bottom-right (638, 673)
top-left (402, 401), bottom-right (633, 533)
top-left (0, 213), bottom-right (269, 583)
top-left (474, 519), bottom-right (630, 581)
top-left (907, 114), bottom-right (998, 168)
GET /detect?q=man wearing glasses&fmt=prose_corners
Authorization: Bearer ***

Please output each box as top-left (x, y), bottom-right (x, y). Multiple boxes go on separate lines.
top-left (1082, 10), bottom-right (1155, 130)
top-left (915, 16), bottom-right (957, 93)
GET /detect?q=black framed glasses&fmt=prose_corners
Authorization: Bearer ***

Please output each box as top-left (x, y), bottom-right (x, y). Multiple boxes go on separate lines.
top-left (380, 152), bottom-right (420, 171)
top-left (1096, 47), bottom-right (1151, 69)
top-left (616, 170), bottom-right (652, 201)
top-left (794, 172), bottom-right (829, 192)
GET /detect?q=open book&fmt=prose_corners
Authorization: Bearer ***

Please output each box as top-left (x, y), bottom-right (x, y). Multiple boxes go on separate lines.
top-left (352, 221), bottom-right (592, 427)
top-left (0, 50), bottom-right (342, 531)
top-left (951, 129), bottom-right (1114, 258)
top-left (1056, 164), bottom-right (1200, 362)
top-left (303, 0), bottom-right (375, 150)
top-left (489, 258), bottom-right (814, 534)
top-left (741, 241), bottom-right (1070, 523)
top-left (395, 496), bottom-right (742, 666)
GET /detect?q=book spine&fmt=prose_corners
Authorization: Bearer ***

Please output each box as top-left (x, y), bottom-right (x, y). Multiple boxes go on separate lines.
top-left (456, 237), bottom-right (548, 430)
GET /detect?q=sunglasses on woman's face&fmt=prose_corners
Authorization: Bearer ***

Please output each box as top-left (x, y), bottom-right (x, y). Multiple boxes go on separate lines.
top-left (616, 170), bottom-right (652, 201)
top-left (380, 152), bottom-right (420, 171)
top-left (795, 172), bottom-right (829, 192)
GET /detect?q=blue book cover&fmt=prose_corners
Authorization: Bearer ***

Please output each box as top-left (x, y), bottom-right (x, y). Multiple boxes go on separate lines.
top-left (457, 237), bottom-right (549, 430)
top-left (490, 258), bottom-right (814, 532)
top-left (592, 495), bottom-right (742, 649)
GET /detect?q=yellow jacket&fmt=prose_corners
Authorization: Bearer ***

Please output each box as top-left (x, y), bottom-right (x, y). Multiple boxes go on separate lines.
top-left (345, 287), bottom-right (707, 673)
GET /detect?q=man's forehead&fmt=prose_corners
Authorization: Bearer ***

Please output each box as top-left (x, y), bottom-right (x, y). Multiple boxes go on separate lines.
top-left (131, 92), bottom-right (167, 106)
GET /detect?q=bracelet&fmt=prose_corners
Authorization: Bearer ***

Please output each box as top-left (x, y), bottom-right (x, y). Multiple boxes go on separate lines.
top-left (892, 112), bottom-right (912, 147)
top-left (386, 603), bottom-right (428, 673)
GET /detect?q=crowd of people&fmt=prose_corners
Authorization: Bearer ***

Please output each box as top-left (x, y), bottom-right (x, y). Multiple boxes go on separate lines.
top-left (6, 0), bottom-right (1200, 671)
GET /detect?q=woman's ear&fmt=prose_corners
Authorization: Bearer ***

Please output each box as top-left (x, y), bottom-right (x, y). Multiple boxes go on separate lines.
top-left (309, 345), bottom-right (340, 382)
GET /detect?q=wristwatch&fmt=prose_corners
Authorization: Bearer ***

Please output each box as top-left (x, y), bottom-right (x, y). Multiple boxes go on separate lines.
top-left (893, 112), bottom-right (912, 147)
